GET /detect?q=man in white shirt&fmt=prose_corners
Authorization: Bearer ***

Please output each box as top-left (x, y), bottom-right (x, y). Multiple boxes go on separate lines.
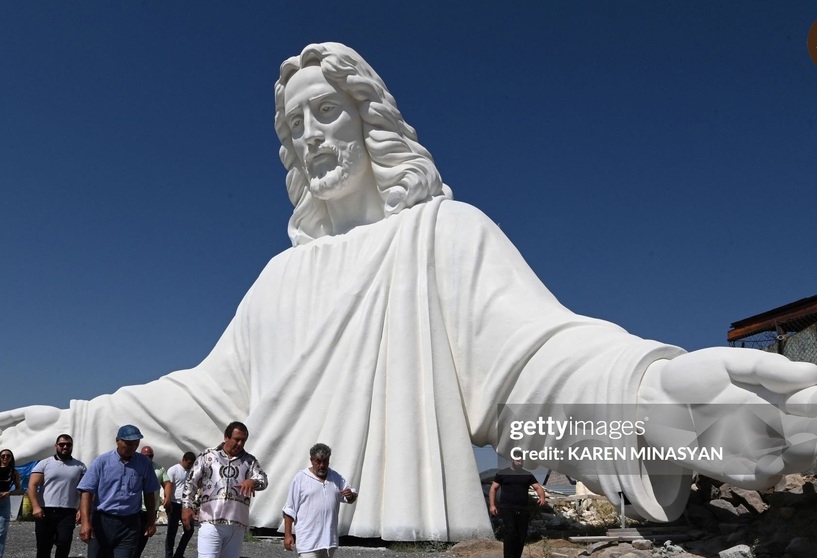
top-left (165, 452), bottom-right (195, 558)
top-left (283, 444), bottom-right (357, 558)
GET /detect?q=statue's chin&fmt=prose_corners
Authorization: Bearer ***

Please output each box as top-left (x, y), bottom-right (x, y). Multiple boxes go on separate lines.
top-left (309, 166), bottom-right (354, 201)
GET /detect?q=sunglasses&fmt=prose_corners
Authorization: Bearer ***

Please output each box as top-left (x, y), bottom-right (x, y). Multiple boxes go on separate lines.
top-left (57, 443), bottom-right (73, 448)
top-left (0, 454), bottom-right (11, 459)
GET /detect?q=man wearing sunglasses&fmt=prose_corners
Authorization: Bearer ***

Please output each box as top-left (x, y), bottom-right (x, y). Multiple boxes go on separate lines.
top-left (27, 434), bottom-right (87, 558)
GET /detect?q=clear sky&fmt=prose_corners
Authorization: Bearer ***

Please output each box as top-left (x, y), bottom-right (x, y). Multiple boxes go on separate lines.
top-left (2, 2), bottom-right (816, 414)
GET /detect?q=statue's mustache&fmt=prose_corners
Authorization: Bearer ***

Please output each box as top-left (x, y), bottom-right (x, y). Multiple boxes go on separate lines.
top-left (305, 143), bottom-right (340, 168)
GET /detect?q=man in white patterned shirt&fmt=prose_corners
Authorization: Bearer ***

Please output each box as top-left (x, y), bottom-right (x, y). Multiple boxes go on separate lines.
top-left (182, 422), bottom-right (267, 558)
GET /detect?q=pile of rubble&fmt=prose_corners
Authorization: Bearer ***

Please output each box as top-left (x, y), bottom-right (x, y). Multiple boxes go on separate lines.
top-left (678, 474), bottom-right (817, 557)
top-left (494, 474), bottom-right (817, 557)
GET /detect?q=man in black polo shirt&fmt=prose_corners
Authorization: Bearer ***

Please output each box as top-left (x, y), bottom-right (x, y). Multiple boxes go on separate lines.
top-left (489, 459), bottom-right (546, 558)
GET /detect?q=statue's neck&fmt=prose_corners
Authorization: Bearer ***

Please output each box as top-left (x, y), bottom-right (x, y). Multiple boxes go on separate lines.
top-left (325, 175), bottom-right (385, 235)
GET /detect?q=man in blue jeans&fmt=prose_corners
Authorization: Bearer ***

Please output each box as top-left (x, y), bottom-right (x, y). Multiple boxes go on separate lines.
top-left (489, 459), bottom-right (546, 558)
top-left (77, 425), bottom-right (159, 558)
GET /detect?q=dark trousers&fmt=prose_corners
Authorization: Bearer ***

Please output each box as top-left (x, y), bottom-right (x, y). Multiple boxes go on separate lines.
top-left (35, 507), bottom-right (77, 558)
top-left (134, 511), bottom-right (152, 558)
top-left (164, 504), bottom-right (194, 558)
top-left (500, 508), bottom-right (530, 558)
top-left (87, 511), bottom-right (141, 558)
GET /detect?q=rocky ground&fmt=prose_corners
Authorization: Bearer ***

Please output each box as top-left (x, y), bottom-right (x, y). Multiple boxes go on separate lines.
top-left (512, 473), bottom-right (817, 558)
top-left (5, 474), bottom-right (817, 558)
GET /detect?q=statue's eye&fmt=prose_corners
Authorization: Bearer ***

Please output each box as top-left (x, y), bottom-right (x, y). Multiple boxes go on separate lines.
top-left (320, 103), bottom-right (336, 114)
top-left (289, 116), bottom-right (302, 129)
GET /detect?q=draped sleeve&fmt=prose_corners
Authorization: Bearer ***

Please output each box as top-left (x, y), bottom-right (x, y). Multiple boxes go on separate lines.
top-left (433, 200), bottom-right (690, 522)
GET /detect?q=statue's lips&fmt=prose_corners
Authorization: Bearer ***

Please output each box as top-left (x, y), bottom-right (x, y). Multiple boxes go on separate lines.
top-left (305, 146), bottom-right (336, 164)
top-left (310, 152), bottom-right (336, 165)
top-left (307, 151), bottom-right (339, 176)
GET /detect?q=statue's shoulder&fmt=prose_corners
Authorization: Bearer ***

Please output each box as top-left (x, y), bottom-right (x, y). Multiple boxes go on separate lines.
top-left (260, 244), bottom-right (298, 270)
top-left (437, 199), bottom-right (496, 228)
top-left (436, 199), bottom-right (503, 238)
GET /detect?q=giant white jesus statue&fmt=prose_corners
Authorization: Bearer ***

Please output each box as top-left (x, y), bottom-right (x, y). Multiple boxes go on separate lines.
top-left (3, 42), bottom-right (817, 541)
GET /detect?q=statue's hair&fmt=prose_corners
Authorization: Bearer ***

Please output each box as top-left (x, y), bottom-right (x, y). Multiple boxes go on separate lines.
top-left (274, 42), bottom-right (453, 246)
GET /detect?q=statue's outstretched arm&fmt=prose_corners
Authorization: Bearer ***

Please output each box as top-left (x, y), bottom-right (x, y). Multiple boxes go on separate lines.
top-left (0, 316), bottom-right (252, 463)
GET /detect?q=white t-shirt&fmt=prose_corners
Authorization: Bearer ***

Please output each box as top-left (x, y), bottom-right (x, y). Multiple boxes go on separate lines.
top-left (167, 463), bottom-right (189, 503)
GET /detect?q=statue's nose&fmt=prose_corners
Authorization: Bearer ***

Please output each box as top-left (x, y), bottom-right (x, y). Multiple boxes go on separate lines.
top-left (303, 112), bottom-right (324, 145)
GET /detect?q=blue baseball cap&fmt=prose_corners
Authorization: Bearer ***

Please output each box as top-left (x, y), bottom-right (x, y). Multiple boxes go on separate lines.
top-left (117, 424), bottom-right (144, 441)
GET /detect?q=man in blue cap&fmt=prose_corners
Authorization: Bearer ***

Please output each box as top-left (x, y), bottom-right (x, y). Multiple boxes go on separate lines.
top-left (77, 425), bottom-right (160, 558)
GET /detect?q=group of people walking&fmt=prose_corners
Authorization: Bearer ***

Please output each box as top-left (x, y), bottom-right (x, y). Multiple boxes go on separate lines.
top-left (0, 423), bottom-right (357, 558)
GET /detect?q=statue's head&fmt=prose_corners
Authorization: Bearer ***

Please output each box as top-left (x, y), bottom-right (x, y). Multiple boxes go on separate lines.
top-left (275, 42), bottom-right (452, 246)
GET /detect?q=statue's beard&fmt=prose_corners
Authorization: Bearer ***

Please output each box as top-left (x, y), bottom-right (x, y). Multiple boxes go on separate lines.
top-left (306, 141), bottom-right (368, 200)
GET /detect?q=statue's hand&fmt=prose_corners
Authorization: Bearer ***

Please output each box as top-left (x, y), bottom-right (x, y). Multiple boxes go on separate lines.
top-left (0, 405), bottom-right (68, 461)
top-left (639, 347), bottom-right (817, 488)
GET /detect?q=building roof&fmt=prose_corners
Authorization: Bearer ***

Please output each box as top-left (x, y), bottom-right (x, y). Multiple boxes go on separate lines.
top-left (727, 294), bottom-right (817, 343)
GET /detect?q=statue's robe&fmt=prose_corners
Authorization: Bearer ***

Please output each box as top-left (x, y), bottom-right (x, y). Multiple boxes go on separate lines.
top-left (66, 197), bottom-right (687, 540)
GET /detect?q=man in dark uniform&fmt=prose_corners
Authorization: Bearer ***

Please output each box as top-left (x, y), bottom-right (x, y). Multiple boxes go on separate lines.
top-left (489, 459), bottom-right (546, 558)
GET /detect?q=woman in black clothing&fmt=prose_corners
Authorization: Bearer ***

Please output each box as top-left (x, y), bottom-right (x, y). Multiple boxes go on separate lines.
top-left (0, 449), bottom-right (22, 558)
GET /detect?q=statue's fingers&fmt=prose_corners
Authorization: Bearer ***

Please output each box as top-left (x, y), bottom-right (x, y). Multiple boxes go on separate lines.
top-left (754, 357), bottom-right (817, 394)
top-left (709, 456), bottom-right (761, 485)
top-left (715, 456), bottom-right (783, 490)
top-left (0, 408), bottom-right (26, 429)
top-left (23, 405), bottom-right (61, 428)
top-left (781, 431), bottom-right (817, 471)
top-left (725, 348), bottom-right (817, 393)
top-left (784, 386), bottom-right (817, 417)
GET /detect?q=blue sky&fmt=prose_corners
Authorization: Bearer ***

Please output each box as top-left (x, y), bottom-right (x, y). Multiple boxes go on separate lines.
top-left (2, 2), bottom-right (816, 414)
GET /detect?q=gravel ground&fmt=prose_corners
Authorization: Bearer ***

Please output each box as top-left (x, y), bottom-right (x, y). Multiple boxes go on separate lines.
top-left (2, 521), bottom-right (443, 558)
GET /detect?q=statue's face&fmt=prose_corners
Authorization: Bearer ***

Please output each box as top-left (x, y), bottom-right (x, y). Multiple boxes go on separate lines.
top-left (283, 65), bottom-right (371, 201)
